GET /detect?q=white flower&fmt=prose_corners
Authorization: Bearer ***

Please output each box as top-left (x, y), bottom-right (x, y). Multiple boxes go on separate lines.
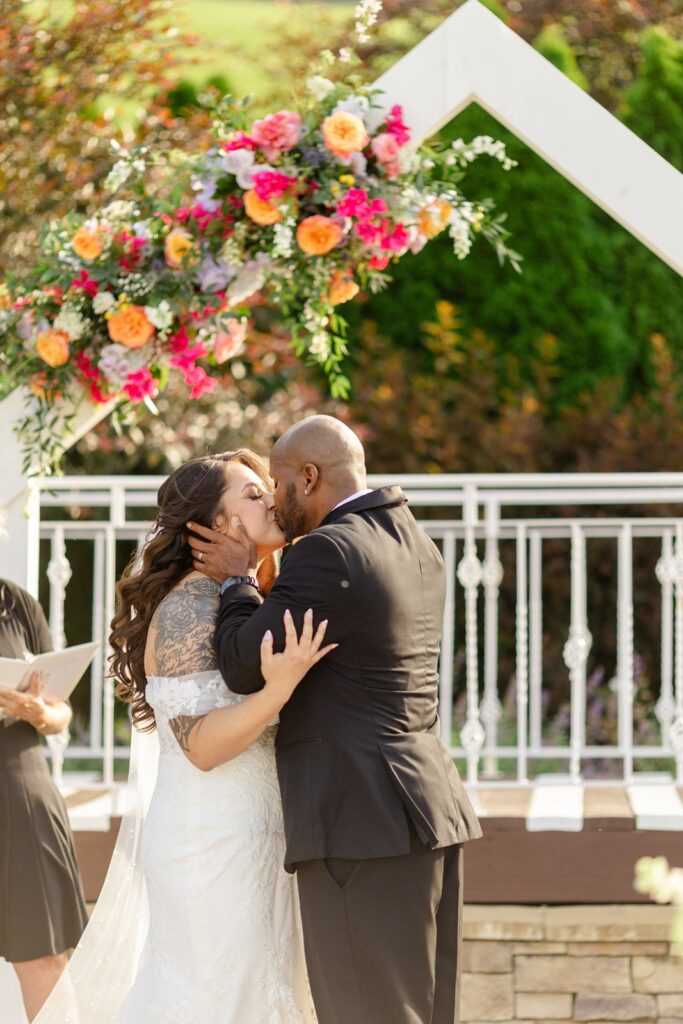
top-left (221, 149), bottom-right (258, 189)
top-left (104, 159), bottom-right (133, 193)
top-left (307, 76), bottom-right (336, 101)
top-left (451, 135), bottom-right (517, 171)
top-left (227, 267), bottom-right (266, 305)
top-left (144, 300), bottom-right (174, 332)
top-left (333, 95), bottom-right (370, 120)
top-left (310, 331), bottom-right (332, 361)
top-left (354, 0), bottom-right (382, 43)
top-left (272, 222), bottom-right (294, 259)
top-left (101, 200), bottom-right (137, 223)
top-left (93, 291), bottom-right (117, 315)
top-left (53, 307), bottom-right (88, 340)
top-left (448, 210), bottom-right (474, 260)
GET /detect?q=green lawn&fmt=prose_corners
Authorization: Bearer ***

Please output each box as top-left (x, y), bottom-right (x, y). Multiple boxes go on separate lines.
top-left (28, 0), bottom-right (354, 104)
top-left (178, 1), bottom-right (353, 98)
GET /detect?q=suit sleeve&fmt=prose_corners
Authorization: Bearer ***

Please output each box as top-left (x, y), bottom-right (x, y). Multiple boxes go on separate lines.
top-left (214, 531), bottom-right (348, 694)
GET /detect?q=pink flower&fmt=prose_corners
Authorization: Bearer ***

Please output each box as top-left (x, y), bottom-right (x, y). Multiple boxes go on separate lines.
top-left (386, 105), bottom-right (411, 146)
top-left (213, 320), bottom-right (247, 364)
top-left (380, 223), bottom-right (410, 252)
top-left (123, 368), bottom-right (157, 404)
top-left (183, 365), bottom-right (216, 399)
top-left (252, 171), bottom-right (298, 202)
top-left (368, 255), bottom-right (390, 270)
top-left (222, 131), bottom-right (258, 152)
top-left (250, 110), bottom-right (302, 161)
top-left (336, 189), bottom-right (388, 221)
top-left (71, 270), bottom-right (98, 297)
top-left (170, 342), bottom-right (208, 372)
top-left (371, 132), bottom-right (400, 166)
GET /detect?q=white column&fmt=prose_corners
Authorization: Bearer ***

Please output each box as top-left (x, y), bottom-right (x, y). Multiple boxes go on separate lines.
top-left (439, 533), bottom-right (457, 747)
top-left (617, 524), bottom-right (635, 782)
top-left (516, 524), bottom-right (529, 783)
top-left (46, 528), bottom-right (73, 787)
top-left (655, 531), bottom-right (676, 746)
top-left (563, 523), bottom-right (592, 784)
top-left (481, 502), bottom-right (503, 778)
top-left (670, 523), bottom-right (683, 782)
top-left (457, 485), bottom-right (484, 785)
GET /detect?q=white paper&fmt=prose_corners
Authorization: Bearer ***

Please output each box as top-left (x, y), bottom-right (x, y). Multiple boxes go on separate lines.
top-left (0, 641), bottom-right (99, 702)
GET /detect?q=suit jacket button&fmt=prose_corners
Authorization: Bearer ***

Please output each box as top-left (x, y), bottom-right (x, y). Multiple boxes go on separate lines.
top-left (340, 579), bottom-right (350, 588)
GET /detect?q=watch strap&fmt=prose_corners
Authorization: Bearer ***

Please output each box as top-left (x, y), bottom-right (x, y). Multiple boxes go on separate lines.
top-left (219, 575), bottom-right (261, 596)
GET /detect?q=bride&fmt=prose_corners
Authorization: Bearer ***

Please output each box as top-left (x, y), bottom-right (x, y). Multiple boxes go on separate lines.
top-left (37, 450), bottom-right (333, 1024)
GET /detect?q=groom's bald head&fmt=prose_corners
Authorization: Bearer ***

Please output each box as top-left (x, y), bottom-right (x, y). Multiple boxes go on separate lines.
top-left (270, 416), bottom-right (367, 539)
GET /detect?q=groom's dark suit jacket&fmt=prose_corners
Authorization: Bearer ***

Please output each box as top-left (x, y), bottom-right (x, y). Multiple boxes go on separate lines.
top-left (215, 486), bottom-right (482, 870)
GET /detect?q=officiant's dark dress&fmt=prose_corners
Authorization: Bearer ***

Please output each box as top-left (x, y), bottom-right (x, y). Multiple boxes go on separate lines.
top-left (216, 487), bottom-right (483, 1024)
top-left (0, 579), bottom-right (87, 962)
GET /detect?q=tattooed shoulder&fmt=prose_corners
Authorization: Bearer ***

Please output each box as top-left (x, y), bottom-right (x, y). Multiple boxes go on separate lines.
top-left (151, 578), bottom-right (220, 677)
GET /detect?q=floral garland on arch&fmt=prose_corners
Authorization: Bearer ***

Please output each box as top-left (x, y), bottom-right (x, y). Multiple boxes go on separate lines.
top-left (0, 0), bottom-right (520, 473)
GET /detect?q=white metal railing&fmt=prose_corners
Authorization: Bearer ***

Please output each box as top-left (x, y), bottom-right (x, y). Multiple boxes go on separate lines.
top-left (28, 473), bottom-right (683, 788)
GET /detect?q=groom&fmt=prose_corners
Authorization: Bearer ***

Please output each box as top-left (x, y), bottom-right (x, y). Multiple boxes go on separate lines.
top-left (189, 415), bottom-right (482, 1024)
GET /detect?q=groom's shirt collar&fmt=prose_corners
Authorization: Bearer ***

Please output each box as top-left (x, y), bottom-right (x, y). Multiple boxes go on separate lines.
top-left (319, 485), bottom-right (408, 529)
top-left (331, 488), bottom-right (373, 513)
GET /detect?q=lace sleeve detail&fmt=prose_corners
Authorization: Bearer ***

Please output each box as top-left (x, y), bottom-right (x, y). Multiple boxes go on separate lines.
top-left (149, 578), bottom-right (220, 677)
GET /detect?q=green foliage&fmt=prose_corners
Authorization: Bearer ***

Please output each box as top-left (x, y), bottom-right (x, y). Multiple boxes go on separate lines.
top-left (621, 28), bottom-right (683, 172)
top-left (534, 24), bottom-right (589, 91)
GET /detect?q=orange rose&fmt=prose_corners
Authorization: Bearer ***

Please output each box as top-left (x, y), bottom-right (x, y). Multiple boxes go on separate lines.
top-left (328, 269), bottom-right (359, 305)
top-left (164, 229), bottom-right (194, 269)
top-left (243, 190), bottom-right (283, 226)
top-left (35, 329), bottom-right (70, 367)
top-left (322, 111), bottom-right (369, 159)
top-left (72, 226), bottom-right (102, 261)
top-left (417, 199), bottom-right (453, 240)
top-left (29, 372), bottom-right (62, 402)
top-left (296, 216), bottom-right (343, 256)
top-left (107, 304), bottom-right (155, 349)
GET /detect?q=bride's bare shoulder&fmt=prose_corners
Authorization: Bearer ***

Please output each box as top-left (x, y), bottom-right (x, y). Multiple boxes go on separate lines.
top-left (145, 575), bottom-right (220, 677)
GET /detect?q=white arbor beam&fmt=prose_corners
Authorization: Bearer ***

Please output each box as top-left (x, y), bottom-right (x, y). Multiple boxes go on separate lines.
top-left (0, 389), bottom-right (115, 591)
top-left (370, 0), bottom-right (683, 276)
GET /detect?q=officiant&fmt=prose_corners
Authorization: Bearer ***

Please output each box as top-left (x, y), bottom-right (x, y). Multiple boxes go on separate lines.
top-left (0, 578), bottom-right (87, 1023)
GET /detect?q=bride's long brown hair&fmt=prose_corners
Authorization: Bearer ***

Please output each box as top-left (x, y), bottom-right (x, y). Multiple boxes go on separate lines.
top-left (110, 450), bottom-right (271, 731)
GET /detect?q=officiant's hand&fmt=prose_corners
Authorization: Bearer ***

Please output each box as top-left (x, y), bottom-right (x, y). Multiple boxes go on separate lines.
top-left (187, 518), bottom-right (257, 583)
top-left (0, 672), bottom-right (64, 734)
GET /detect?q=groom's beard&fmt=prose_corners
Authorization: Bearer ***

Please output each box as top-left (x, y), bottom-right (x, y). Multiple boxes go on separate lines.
top-left (277, 483), bottom-right (308, 544)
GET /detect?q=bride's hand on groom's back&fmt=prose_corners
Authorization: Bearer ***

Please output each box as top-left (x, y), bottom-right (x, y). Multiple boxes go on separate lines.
top-left (261, 609), bottom-right (337, 704)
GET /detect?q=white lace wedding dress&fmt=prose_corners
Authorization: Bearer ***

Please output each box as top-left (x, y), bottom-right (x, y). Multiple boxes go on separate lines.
top-left (114, 669), bottom-right (315, 1024)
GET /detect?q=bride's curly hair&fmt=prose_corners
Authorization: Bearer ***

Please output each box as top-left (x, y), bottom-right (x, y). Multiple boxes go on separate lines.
top-left (110, 450), bottom-right (271, 731)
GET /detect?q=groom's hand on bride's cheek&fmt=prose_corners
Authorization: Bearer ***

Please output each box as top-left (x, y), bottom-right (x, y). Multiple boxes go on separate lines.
top-left (187, 521), bottom-right (256, 582)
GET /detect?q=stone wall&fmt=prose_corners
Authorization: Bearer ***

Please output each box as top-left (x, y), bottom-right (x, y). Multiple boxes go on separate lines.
top-left (462, 905), bottom-right (683, 1024)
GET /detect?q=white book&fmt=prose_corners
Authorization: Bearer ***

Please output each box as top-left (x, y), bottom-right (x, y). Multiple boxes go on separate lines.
top-left (0, 641), bottom-right (99, 705)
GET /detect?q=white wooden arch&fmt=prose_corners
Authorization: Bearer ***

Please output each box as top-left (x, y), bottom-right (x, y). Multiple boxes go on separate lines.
top-left (1, 0), bottom-right (682, 588)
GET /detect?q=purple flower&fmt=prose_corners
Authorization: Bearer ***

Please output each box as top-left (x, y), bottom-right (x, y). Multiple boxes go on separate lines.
top-left (195, 255), bottom-right (235, 294)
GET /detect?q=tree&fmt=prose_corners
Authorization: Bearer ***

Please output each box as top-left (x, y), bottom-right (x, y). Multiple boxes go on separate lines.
top-left (0, 0), bottom-right (212, 274)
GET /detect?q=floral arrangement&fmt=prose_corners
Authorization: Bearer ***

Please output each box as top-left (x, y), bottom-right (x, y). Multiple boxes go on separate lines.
top-left (0, 0), bottom-right (519, 472)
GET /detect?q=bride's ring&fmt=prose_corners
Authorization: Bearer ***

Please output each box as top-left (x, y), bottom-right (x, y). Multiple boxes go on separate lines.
top-left (198, 551), bottom-right (204, 562)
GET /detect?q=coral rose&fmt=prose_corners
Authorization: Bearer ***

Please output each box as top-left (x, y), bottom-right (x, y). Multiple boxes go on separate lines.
top-left (322, 111), bottom-right (369, 159)
top-left (418, 199), bottom-right (453, 239)
top-left (214, 320), bottom-right (248, 364)
top-left (35, 329), bottom-right (70, 367)
top-left (250, 110), bottom-right (302, 161)
top-left (72, 226), bottom-right (102, 262)
top-left (107, 305), bottom-right (155, 349)
top-left (243, 190), bottom-right (283, 226)
top-left (328, 269), bottom-right (359, 306)
top-left (164, 229), bottom-right (194, 269)
top-left (296, 216), bottom-right (343, 256)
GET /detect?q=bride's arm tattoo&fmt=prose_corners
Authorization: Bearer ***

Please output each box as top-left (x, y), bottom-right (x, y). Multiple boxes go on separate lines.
top-left (151, 578), bottom-right (220, 677)
top-left (169, 714), bottom-right (207, 754)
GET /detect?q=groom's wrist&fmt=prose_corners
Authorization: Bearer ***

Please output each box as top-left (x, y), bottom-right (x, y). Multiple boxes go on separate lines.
top-left (219, 575), bottom-right (261, 597)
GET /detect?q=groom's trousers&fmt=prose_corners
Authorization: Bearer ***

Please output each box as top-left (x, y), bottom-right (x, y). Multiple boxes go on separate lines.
top-left (296, 826), bottom-right (464, 1024)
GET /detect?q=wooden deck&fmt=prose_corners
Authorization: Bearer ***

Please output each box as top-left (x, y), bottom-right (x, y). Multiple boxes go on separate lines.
top-left (64, 784), bottom-right (683, 905)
